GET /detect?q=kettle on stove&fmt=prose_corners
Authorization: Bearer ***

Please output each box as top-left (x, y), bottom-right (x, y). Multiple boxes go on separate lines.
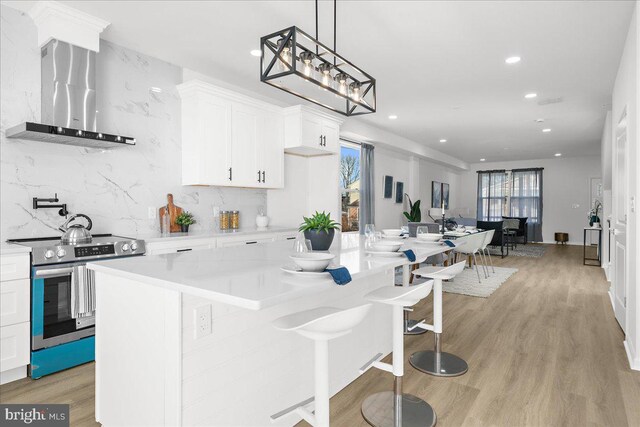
top-left (59, 214), bottom-right (93, 244)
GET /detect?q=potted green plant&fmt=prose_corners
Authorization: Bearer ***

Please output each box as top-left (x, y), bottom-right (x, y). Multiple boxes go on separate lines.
top-left (299, 211), bottom-right (340, 250)
top-left (588, 200), bottom-right (602, 228)
top-left (176, 211), bottom-right (196, 233)
top-left (403, 194), bottom-right (423, 237)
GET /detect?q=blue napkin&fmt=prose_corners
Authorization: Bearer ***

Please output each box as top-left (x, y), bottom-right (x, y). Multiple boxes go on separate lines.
top-left (443, 240), bottom-right (456, 248)
top-left (403, 249), bottom-right (416, 262)
top-left (325, 267), bottom-right (352, 285)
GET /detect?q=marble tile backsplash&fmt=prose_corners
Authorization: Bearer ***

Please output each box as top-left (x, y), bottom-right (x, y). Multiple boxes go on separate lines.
top-left (0, 5), bottom-right (266, 240)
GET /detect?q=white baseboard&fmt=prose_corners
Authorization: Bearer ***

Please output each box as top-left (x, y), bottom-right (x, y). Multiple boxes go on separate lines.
top-left (608, 289), bottom-right (615, 311)
top-left (623, 340), bottom-right (640, 371)
top-left (0, 365), bottom-right (27, 385)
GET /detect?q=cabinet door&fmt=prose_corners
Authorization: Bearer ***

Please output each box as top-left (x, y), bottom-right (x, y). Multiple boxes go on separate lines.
top-left (0, 279), bottom-right (29, 327)
top-left (257, 111), bottom-right (284, 188)
top-left (0, 322), bottom-right (29, 372)
top-left (320, 120), bottom-right (340, 153)
top-left (301, 114), bottom-right (323, 151)
top-left (231, 103), bottom-right (259, 187)
top-left (194, 95), bottom-right (232, 185)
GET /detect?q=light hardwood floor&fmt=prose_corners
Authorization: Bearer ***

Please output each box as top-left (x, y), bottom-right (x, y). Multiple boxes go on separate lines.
top-left (2, 244), bottom-right (639, 426)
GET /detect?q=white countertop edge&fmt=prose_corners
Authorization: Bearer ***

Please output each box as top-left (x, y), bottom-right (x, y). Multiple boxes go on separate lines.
top-left (87, 247), bottom-right (443, 311)
top-left (1, 243), bottom-right (32, 255)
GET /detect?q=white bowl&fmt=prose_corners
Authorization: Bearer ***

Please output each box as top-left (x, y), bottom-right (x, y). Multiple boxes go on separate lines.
top-left (370, 241), bottom-right (403, 252)
top-left (417, 233), bottom-right (442, 242)
top-left (289, 253), bottom-right (336, 272)
top-left (382, 229), bottom-right (403, 237)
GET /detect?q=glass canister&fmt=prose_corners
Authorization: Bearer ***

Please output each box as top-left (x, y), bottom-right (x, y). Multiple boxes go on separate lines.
top-left (219, 211), bottom-right (230, 230)
top-left (230, 210), bottom-right (239, 230)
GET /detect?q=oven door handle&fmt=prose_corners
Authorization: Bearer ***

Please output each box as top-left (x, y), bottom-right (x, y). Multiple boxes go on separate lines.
top-left (34, 267), bottom-right (74, 277)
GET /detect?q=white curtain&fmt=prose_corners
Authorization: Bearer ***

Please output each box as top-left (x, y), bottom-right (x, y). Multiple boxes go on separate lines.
top-left (510, 168), bottom-right (543, 242)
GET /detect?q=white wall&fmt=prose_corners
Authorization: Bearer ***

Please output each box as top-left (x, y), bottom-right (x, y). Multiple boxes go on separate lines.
top-left (373, 146), bottom-right (462, 229)
top-left (0, 5), bottom-right (266, 239)
top-left (459, 156), bottom-right (602, 245)
top-left (608, 2), bottom-right (639, 370)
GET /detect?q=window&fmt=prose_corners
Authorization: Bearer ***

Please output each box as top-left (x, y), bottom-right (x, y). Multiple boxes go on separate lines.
top-left (510, 169), bottom-right (542, 225)
top-left (340, 142), bottom-right (360, 232)
top-left (477, 170), bottom-right (508, 221)
top-left (477, 168), bottom-right (543, 241)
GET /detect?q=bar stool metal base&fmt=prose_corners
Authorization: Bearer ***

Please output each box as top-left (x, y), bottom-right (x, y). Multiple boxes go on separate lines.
top-left (361, 391), bottom-right (436, 427)
top-left (409, 350), bottom-right (468, 377)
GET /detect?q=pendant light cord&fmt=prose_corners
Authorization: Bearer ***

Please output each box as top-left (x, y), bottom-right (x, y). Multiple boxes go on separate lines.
top-left (333, 0), bottom-right (337, 65)
top-left (315, 0), bottom-right (319, 55)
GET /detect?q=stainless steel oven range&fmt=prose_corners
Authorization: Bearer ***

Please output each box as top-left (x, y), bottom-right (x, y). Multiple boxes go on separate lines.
top-left (8, 234), bottom-right (145, 378)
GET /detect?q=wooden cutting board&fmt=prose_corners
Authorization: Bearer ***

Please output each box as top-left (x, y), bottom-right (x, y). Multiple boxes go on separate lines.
top-left (159, 193), bottom-right (183, 233)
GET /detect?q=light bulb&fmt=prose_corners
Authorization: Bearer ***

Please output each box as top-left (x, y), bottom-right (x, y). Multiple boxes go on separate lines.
top-left (318, 63), bottom-right (333, 89)
top-left (335, 73), bottom-right (348, 96)
top-left (299, 51), bottom-right (314, 79)
top-left (349, 82), bottom-right (362, 102)
top-left (277, 38), bottom-right (292, 71)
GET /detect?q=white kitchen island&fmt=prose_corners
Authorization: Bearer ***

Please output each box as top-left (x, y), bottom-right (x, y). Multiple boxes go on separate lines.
top-left (87, 234), bottom-right (451, 427)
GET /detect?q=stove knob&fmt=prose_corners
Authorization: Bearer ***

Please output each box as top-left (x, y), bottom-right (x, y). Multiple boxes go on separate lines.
top-left (130, 242), bottom-right (138, 251)
top-left (44, 250), bottom-right (54, 259)
top-left (56, 249), bottom-right (66, 258)
top-left (122, 243), bottom-right (130, 252)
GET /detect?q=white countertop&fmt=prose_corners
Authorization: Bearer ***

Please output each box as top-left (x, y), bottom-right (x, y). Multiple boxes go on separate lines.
top-left (137, 226), bottom-right (297, 243)
top-left (88, 234), bottom-right (452, 310)
top-left (0, 242), bottom-right (32, 256)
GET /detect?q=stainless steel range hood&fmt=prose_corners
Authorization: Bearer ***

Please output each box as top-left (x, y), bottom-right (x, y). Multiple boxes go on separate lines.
top-left (6, 39), bottom-right (135, 148)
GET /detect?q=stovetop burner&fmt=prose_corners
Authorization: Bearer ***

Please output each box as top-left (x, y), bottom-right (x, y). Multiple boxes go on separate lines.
top-left (7, 234), bottom-right (113, 243)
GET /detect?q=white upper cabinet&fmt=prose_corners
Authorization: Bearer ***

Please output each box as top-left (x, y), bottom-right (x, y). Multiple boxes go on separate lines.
top-left (283, 106), bottom-right (343, 156)
top-left (177, 80), bottom-right (284, 188)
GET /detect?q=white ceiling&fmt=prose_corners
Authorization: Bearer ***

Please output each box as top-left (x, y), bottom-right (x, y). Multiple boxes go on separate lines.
top-left (5, 0), bottom-right (635, 163)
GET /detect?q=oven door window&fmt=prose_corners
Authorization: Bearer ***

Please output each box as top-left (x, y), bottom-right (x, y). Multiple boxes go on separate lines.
top-left (42, 275), bottom-right (90, 339)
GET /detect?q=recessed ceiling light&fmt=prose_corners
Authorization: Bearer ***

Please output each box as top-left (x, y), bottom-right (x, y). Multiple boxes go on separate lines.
top-left (439, 139), bottom-right (447, 143)
top-left (480, 158), bottom-right (486, 162)
top-left (505, 56), bottom-right (521, 64)
top-left (555, 153), bottom-right (562, 157)
top-left (535, 118), bottom-right (544, 123)
top-left (542, 128), bottom-right (551, 133)
top-left (524, 93), bottom-right (537, 99)
top-left (388, 115), bottom-right (398, 120)
top-left (250, 49), bottom-right (262, 57)
top-left (150, 87), bottom-right (162, 93)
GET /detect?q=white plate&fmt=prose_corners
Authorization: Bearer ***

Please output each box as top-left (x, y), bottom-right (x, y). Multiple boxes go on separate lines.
top-left (382, 234), bottom-right (407, 240)
top-left (281, 265), bottom-right (331, 277)
top-left (365, 250), bottom-right (405, 257)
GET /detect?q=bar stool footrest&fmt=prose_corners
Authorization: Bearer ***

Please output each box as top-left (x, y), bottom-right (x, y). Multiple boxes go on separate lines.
top-left (361, 391), bottom-right (436, 427)
top-left (404, 319), bottom-right (428, 335)
top-left (409, 350), bottom-right (468, 377)
top-left (270, 396), bottom-right (314, 422)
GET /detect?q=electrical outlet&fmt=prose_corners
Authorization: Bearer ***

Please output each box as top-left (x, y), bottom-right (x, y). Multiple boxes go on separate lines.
top-left (148, 207), bottom-right (157, 220)
top-left (213, 206), bottom-right (220, 217)
top-left (572, 204), bottom-right (580, 209)
top-left (194, 304), bottom-right (212, 339)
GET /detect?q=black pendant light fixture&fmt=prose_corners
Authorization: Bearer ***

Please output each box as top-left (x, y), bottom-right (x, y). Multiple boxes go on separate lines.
top-left (260, 0), bottom-right (376, 116)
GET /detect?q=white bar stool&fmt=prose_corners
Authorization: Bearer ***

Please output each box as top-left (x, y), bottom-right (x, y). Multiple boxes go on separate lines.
top-left (402, 263), bottom-right (428, 336)
top-left (360, 281), bottom-right (436, 427)
top-left (409, 261), bottom-right (468, 377)
top-left (270, 304), bottom-right (372, 427)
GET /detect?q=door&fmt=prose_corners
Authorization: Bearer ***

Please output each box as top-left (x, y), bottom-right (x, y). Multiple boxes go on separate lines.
top-left (612, 111), bottom-right (627, 330)
top-left (198, 95), bottom-right (232, 185)
top-left (231, 103), bottom-right (258, 187)
top-left (32, 265), bottom-right (95, 350)
top-left (320, 120), bottom-right (340, 153)
top-left (256, 110), bottom-right (284, 188)
top-left (301, 114), bottom-right (323, 150)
